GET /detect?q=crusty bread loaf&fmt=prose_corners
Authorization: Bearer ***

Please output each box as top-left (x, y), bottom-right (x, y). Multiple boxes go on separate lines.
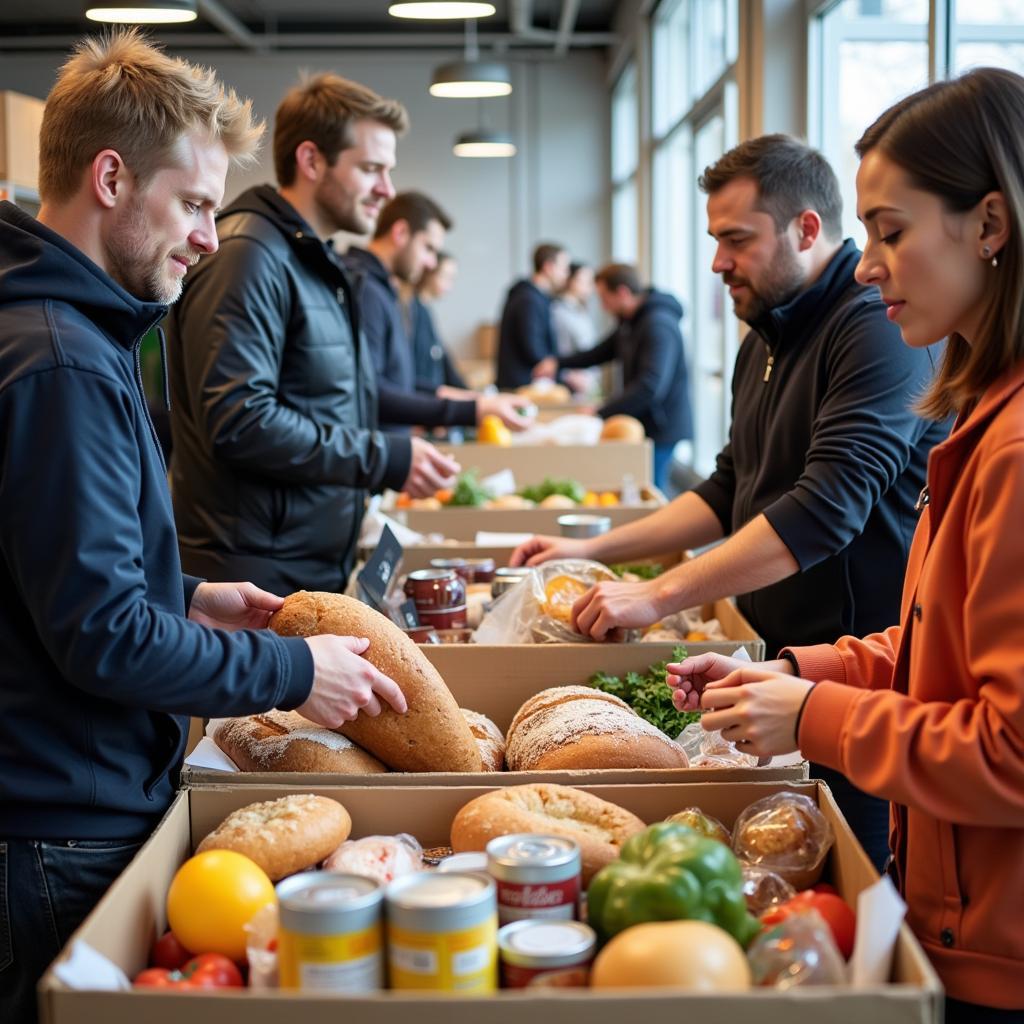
top-left (451, 783), bottom-right (645, 883)
top-left (214, 710), bottom-right (389, 774)
top-left (196, 794), bottom-right (351, 881)
top-left (269, 592), bottom-right (482, 772)
top-left (505, 685), bottom-right (689, 772)
top-left (461, 708), bottom-right (505, 772)
top-left (600, 414), bottom-right (646, 443)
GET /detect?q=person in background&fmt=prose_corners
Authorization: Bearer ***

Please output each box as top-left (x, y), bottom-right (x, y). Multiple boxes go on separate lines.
top-left (166, 75), bottom-right (459, 596)
top-left (496, 241), bottom-right (570, 389)
top-left (345, 192), bottom-right (530, 433)
top-left (551, 261), bottom-right (597, 357)
top-left (513, 135), bottom-right (951, 870)
top-left (0, 36), bottom-right (406, 1024)
top-left (671, 68), bottom-right (1024, 1023)
top-left (534, 263), bottom-right (693, 492)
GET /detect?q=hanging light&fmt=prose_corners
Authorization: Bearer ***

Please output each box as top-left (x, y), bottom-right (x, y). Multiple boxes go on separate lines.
top-left (389, 2), bottom-right (495, 17)
top-left (85, 0), bottom-right (197, 22)
top-left (453, 130), bottom-right (516, 158)
top-left (430, 18), bottom-right (511, 99)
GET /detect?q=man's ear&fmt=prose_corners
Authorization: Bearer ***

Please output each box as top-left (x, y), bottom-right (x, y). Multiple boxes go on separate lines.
top-left (391, 219), bottom-right (412, 248)
top-left (90, 149), bottom-right (128, 210)
top-left (795, 208), bottom-right (824, 252)
top-left (293, 140), bottom-right (323, 183)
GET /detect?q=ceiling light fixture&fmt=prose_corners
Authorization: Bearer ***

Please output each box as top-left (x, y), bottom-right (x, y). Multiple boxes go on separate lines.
top-left (430, 19), bottom-right (511, 98)
top-left (85, 0), bottom-right (197, 22)
top-left (389, 2), bottom-right (495, 18)
top-left (453, 130), bottom-right (516, 158)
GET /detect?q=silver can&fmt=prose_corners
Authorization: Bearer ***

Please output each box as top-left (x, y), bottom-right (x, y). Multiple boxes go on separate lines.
top-left (490, 566), bottom-right (532, 600)
top-left (487, 834), bottom-right (581, 924)
top-left (498, 919), bottom-right (596, 988)
top-left (557, 514), bottom-right (612, 538)
top-left (436, 851), bottom-right (490, 874)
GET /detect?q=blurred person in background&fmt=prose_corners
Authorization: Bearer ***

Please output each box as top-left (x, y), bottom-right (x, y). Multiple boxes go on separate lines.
top-left (552, 261), bottom-right (597, 356)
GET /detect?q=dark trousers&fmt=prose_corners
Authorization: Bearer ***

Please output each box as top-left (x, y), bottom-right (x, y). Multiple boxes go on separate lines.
top-left (0, 837), bottom-right (144, 1024)
top-left (946, 998), bottom-right (1024, 1022)
top-left (653, 443), bottom-right (676, 495)
top-left (810, 762), bottom-right (891, 872)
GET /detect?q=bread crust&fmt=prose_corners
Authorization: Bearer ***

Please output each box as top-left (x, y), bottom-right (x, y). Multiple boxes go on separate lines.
top-left (196, 794), bottom-right (351, 881)
top-left (269, 592), bottom-right (482, 772)
top-left (214, 710), bottom-right (389, 774)
top-left (450, 783), bottom-right (645, 883)
top-left (505, 686), bottom-right (689, 772)
top-left (460, 708), bottom-right (505, 771)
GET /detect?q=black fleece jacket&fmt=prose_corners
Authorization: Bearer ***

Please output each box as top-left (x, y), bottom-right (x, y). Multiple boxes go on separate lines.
top-left (166, 187), bottom-right (410, 595)
top-left (694, 240), bottom-right (950, 656)
top-left (496, 279), bottom-right (557, 390)
top-left (343, 247), bottom-right (476, 432)
top-left (558, 288), bottom-right (693, 446)
top-left (0, 202), bottom-right (312, 839)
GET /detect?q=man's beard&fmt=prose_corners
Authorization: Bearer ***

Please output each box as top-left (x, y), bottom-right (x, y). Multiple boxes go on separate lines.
top-left (724, 234), bottom-right (805, 324)
top-left (315, 179), bottom-right (375, 236)
top-left (105, 196), bottom-right (197, 304)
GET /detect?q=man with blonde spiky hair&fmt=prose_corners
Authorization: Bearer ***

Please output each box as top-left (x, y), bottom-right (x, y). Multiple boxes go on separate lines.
top-left (0, 34), bottom-right (408, 1023)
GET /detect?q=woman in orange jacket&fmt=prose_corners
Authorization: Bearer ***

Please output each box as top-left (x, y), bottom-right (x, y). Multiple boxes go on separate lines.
top-left (670, 67), bottom-right (1024, 1021)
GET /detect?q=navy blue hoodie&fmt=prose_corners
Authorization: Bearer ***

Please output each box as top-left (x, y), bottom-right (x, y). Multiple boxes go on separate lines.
top-left (0, 202), bottom-right (313, 839)
top-left (496, 279), bottom-right (557, 390)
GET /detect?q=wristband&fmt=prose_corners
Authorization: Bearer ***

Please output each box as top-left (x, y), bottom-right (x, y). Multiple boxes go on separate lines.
top-left (793, 682), bottom-right (816, 746)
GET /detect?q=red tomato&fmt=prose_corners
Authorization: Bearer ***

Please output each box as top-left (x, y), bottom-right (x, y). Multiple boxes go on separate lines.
top-left (150, 930), bottom-right (192, 971)
top-left (761, 890), bottom-right (857, 959)
top-left (134, 967), bottom-right (180, 988)
top-left (181, 953), bottom-right (244, 988)
top-left (811, 883), bottom-right (840, 897)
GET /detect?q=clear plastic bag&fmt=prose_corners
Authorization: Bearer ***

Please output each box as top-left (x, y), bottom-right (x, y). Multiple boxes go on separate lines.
top-left (676, 721), bottom-right (760, 768)
top-left (244, 903), bottom-right (280, 989)
top-left (664, 806), bottom-right (732, 845)
top-left (732, 793), bottom-right (835, 889)
top-left (640, 606), bottom-right (728, 643)
top-left (747, 909), bottom-right (847, 988)
top-left (741, 864), bottom-right (797, 916)
top-left (321, 833), bottom-right (423, 885)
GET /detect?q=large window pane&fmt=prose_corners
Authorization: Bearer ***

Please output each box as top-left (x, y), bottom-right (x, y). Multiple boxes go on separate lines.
top-left (653, 0), bottom-right (689, 135)
top-left (694, 0), bottom-right (729, 95)
top-left (653, 128), bottom-right (692, 306)
top-left (612, 181), bottom-right (638, 264)
top-left (611, 64), bottom-right (639, 184)
top-left (955, 2), bottom-right (1024, 75)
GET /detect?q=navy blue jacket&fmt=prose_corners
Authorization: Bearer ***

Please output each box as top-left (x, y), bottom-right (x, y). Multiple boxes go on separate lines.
top-left (0, 202), bottom-right (313, 839)
top-left (694, 240), bottom-right (950, 656)
top-left (343, 247), bottom-right (475, 432)
top-left (410, 296), bottom-right (467, 393)
top-left (496, 279), bottom-right (557, 390)
top-left (558, 288), bottom-right (693, 446)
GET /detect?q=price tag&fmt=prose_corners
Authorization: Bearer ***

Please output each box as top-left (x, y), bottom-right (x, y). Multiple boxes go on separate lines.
top-left (357, 524), bottom-right (403, 614)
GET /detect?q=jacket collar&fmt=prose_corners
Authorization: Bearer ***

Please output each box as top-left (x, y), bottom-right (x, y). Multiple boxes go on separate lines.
top-left (345, 246), bottom-right (396, 295)
top-left (751, 238), bottom-right (861, 351)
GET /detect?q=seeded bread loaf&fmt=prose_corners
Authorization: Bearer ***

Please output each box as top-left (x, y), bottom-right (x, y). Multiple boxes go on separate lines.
top-left (214, 710), bottom-right (389, 774)
top-left (505, 685), bottom-right (690, 772)
top-left (269, 591), bottom-right (483, 772)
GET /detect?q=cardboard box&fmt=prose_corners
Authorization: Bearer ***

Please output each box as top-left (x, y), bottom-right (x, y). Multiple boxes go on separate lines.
top-left (183, 641), bottom-right (790, 788)
top-left (40, 780), bottom-right (941, 1024)
top-left (436, 441), bottom-right (653, 487)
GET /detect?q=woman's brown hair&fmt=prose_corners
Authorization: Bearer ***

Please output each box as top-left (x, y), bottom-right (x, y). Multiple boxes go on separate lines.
top-left (856, 67), bottom-right (1024, 419)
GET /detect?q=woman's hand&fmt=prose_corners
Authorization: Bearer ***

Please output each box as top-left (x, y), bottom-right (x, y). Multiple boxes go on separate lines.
top-left (188, 582), bottom-right (284, 631)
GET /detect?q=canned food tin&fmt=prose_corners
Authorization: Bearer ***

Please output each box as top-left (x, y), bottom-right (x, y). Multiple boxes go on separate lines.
top-left (430, 557), bottom-right (471, 582)
top-left (276, 871), bottom-right (384, 992)
top-left (404, 569), bottom-right (467, 629)
top-left (557, 514), bottom-right (612, 538)
top-left (491, 566), bottom-right (532, 600)
top-left (486, 834), bottom-right (581, 924)
top-left (498, 919), bottom-right (596, 989)
top-left (436, 852), bottom-right (489, 874)
top-left (463, 557), bottom-right (497, 583)
top-left (386, 872), bottom-right (498, 992)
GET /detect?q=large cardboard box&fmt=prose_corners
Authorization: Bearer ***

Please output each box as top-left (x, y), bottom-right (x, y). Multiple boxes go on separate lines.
top-left (183, 641), bottom-right (792, 787)
top-left (39, 780), bottom-right (941, 1024)
top-left (436, 441), bottom-right (653, 487)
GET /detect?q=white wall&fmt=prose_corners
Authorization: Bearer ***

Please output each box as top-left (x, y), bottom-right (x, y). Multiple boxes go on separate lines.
top-left (0, 47), bottom-right (609, 358)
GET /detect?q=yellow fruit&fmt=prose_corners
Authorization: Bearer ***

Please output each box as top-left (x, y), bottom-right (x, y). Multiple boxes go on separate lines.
top-left (582, 491), bottom-right (599, 507)
top-left (477, 414), bottom-right (512, 446)
top-left (598, 491), bottom-right (619, 506)
top-left (166, 850), bottom-right (276, 961)
top-left (543, 574), bottom-right (589, 623)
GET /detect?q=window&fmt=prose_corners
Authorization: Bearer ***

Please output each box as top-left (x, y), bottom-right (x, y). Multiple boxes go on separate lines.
top-left (953, 0), bottom-right (1024, 75)
top-left (651, 0), bottom-right (739, 475)
top-left (611, 63), bottom-right (639, 261)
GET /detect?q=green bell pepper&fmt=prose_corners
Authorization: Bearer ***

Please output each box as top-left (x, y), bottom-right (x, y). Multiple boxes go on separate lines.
top-left (588, 821), bottom-right (762, 947)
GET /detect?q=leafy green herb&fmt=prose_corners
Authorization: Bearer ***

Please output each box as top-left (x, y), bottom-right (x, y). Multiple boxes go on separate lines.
top-left (448, 469), bottom-right (494, 507)
top-left (518, 477), bottom-right (586, 504)
top-left (609, 563), bottom-right (663, 580)
top-left (590, 645), bottom-right (699, 737)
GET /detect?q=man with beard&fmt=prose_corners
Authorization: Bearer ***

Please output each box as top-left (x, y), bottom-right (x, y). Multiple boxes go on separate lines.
top-left (511, 135), bottom-right (950, 869)
top-left (0, 37), bottom-right (408, 1024)
top-left (344, 192), bottom-right (531, 433)
top-left (166, 76), bottom-right (460, 595)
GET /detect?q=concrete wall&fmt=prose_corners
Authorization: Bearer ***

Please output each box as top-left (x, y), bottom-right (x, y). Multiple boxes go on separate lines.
top-left (0, 47), bottom-right (609, 358)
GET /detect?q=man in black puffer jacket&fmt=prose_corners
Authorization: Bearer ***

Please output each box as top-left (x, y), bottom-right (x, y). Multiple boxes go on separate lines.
top-left (533, 263), bottom-right (693, 492)
top-left (167, 75), bottom-right (458, 595)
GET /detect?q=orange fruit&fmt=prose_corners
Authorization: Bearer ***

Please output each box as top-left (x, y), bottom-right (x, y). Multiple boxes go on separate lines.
top-left (166, 850), bottom-right (276, 962)
top-left (598, 491), bottom-right (619, 506)
top-left (582, 491), bottom-right (599, 507)
top-left (478, 414), bottom-right (512, 446)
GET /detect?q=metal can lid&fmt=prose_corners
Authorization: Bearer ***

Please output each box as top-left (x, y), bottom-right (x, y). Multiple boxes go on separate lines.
top-left (498, 920), bottom-right (596, 967)
top-left (436, 852), bottom-right (489, 873)
top-left (386, 870), bottom-right (494, 910)
top-left (494, 567), bottom-right (532, 579)
top-left (276, 871), bottom-right (382, 933)
top-left (407, 568), bottom-right (458, 582)
top-left (487, 834), bottom-right (580, 870)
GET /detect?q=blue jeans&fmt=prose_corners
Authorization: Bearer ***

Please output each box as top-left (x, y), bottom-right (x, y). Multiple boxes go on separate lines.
top-left (0, 837), bottom-right (144, 1024)
top-left (653, 444), bottom-right (676, 494)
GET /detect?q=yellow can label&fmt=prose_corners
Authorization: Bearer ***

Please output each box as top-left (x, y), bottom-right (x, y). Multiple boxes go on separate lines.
top-left (278, 923), bottom-right (383, 992)
top-left (388, 915), bottom-right (498, 992)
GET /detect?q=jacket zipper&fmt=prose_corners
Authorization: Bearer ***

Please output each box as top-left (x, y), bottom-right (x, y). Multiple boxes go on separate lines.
top-left (763, 354), bottom-right (775, 382)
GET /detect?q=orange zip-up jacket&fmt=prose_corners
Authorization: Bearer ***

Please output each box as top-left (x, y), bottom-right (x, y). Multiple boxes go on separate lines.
top-left (788, 359), bottom-right (1024, 1009)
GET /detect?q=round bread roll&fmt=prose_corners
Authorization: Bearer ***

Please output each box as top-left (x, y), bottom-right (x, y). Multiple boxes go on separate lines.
top-left (516, 382), bottom-right (571, 405)
top-left (451, 783), bottom-right (645, 883)
top-left (505, 685), bottom-right (690, 772)
top-left (270, 592), bottom-right (482, 773)
top-left (214, 710), bottom-right (389, 774)
top-left (196, 794), bottom-right (351, 881)
top-left (461, 708), bottom-right (505, 771)
top-left (600, 414), bottom-right (646, 443)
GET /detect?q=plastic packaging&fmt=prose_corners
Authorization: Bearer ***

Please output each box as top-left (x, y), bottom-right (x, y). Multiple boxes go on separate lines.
top-left (741, 864), bottom-right (797, 916)
top-left (676, 722), bottom-right (760, 768)
top-left (244, 903), bottom-right (280, 990)
top-left (663, 807), bottom-right (731, 845)
top-left (641, 606), bottom-right (728, 644)
top-left (747, 909), bottom-right (847, 988)
top-left (732, 793), bottom-right (835, 889)
top-left (321, 833), bottom-right (424, 886)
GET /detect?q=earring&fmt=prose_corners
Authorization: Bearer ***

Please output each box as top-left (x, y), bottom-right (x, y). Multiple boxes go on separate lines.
top-left (982, 246), bottom-right (999, 267)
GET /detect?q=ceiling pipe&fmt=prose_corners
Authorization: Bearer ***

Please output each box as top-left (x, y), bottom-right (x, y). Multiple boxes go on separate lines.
top-left (554, 0), bottom-right (582, 56)
top-left (196, 0), bottom-right (265, 51)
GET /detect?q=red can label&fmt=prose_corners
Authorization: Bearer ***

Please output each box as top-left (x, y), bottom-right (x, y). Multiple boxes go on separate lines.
top-left (496, 877), bottom-right (580, 923)
top-left (501, 963), bottom-right (590, 989)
